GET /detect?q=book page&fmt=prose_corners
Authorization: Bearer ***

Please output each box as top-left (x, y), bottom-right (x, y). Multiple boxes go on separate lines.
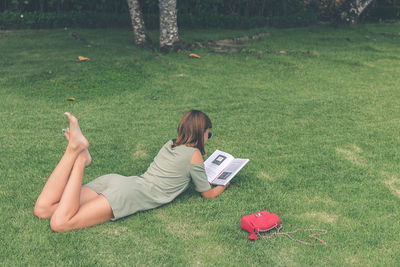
top-left (204, 150), bottom-right (234, 183)
top-left (211, 158), bottom-right (249, 185)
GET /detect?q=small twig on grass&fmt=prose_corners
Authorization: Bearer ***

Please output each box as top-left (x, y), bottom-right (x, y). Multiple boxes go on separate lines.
top-left (182, 32), bottom-right (270, 50)
top-left (182, 32), bottom-right (309, 56)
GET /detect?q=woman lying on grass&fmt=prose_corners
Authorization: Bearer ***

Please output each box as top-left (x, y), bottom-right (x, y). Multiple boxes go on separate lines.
top-left (34, 110), bottom-right (228, 232)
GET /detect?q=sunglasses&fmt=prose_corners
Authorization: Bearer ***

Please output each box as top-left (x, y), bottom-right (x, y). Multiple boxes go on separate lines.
top-left (208, 131), bottom-right (213, 140)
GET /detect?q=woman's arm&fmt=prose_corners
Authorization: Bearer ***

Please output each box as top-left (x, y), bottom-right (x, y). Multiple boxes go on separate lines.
top-left (191, 150), bottom-right (229, 199)
top-left (201, 183), bottom-right (229, 199)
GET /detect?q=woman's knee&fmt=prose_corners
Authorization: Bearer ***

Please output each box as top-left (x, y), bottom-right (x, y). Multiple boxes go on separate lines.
top-left (34, 202), bottom-right (52, 219)
top-left (49, 216), bottom-right (70, 232)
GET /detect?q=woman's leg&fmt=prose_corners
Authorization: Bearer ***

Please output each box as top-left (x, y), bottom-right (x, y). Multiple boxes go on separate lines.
top-left (48, 114), bottom-right (113, 232)
top-left (50, 153), bottom-right (113, 232)
top-left (34, 113), bottom-right (89, 218)
top-left (50, 194), bottom-right (113, 232)
top-left (36, 185), bottom-right (100, 217)
top-left (50, 152), bottom-right (90, 222)
top-left (79, 186), bottom-right (100, 205)
top-left (62, 128), bottom-right (99, 206)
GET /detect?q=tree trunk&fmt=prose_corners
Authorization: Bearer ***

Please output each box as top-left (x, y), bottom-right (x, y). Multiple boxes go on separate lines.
top-left (39, 0), bottom-right (45, 12)
top-left (127, 0), bottom-right (152, 47)
top-left (282, 0), bottom-right (288, 17)
top-left (159, 0), bottom-right (179, 53)
top-left (339, 0), bottom-right (374, 26)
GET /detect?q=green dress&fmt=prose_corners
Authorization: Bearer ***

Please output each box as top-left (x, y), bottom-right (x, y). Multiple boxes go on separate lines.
top-left (85, 140), bottom-right (211, 220)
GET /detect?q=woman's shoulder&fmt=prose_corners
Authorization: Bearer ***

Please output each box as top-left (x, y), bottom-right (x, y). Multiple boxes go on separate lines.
top-left (190, 150), bottom-right (204, 164)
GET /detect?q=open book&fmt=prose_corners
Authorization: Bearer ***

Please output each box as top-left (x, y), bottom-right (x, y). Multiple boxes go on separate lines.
top-left (204, 150), bottom-right (249, 186)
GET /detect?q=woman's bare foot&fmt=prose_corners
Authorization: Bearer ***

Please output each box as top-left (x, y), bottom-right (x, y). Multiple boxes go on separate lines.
top-left (79, 149), bottom-right (92, 167)
top-left (64, 112), bottom-right (89, 153)
top-left (62, 124), bottom-right (91, 166)
top-left (62, 128), bottom-right (70, 141)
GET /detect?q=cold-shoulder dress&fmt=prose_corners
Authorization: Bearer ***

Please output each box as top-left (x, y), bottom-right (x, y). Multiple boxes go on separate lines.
top-left (85, 140), bottom-right (212, 220)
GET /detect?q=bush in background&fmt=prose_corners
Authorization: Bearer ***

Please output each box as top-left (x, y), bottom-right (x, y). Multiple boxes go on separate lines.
top-left (0, 0), bottom-right (398, 30)
top-left (0, 11), bottom-right (131, 29)
top-left (0, 10), bottom-right (319, 30)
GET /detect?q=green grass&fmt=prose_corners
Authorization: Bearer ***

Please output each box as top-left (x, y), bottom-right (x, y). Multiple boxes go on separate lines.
top-left (1, 23), bottom-right (400, 266)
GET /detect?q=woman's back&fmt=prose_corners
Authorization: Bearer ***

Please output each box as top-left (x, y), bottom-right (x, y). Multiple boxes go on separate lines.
top-left (141, 140), bottom-right (198, 194)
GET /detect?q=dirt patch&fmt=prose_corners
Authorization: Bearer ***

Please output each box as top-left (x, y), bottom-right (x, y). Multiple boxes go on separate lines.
top-left (308, 196), bottom-right (338, 206)
top-left (186, 32), bottom-right (270, 50)
top-left (257, 171), bottom-right (274, 181)
top-left (101, 226), bottom-right (129, 236)
top-left (304, 211), bottom-right (339, 224)
top-left (182, 32), bottom-right (309, 55)
top-left (274, 247), bottom-right (300, 266)
top-left (384, 175), bottom-right (400, 198)
top-left (345, 257), bottom-right (359, 265)
top-left (336, 144), bottom-right (367, 166)
top-left (132, 144), bottom-right (148, 159)
top-left (155, 210), bottom-right (208, 240)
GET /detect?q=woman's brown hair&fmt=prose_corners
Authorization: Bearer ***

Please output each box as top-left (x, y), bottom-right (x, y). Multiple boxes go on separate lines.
top-left (172, 110), bottom-right (212, 155)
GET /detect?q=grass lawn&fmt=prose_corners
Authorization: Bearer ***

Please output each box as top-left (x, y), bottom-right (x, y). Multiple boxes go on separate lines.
top-left (1, 23), bottom-right (400, 266)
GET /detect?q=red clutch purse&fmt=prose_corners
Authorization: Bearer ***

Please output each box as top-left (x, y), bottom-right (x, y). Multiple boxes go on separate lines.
top-left (240, 210), bottom-right (281, 240)
top-left (240, 210), bottom-right (328, 246)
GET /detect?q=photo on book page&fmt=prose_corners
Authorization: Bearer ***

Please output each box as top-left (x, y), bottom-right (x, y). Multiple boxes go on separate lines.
top-left (204, 150), bottom-right (249, 186)
top-left (211, 155), bottom-right (227, 165)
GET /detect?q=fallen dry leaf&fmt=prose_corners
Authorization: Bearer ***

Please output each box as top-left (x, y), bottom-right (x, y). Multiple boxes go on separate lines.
top-left (188, 53), bottom-right (200, 58)
top-left (76, 56), bottom-right (90, 62)
top-left (66, 97), bottom-right (76, 101)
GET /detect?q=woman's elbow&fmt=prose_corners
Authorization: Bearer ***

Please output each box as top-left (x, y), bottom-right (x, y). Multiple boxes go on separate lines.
top-left (201, 192), bottom-right (217, 199)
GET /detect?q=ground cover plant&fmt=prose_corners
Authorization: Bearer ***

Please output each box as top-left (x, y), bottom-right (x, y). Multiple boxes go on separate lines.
top-left (0, 23), bottom-right (399, 266)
